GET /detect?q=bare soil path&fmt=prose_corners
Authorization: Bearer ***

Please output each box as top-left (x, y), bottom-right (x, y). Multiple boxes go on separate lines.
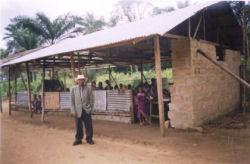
top-left (1, 101), bottom-right (250, 164)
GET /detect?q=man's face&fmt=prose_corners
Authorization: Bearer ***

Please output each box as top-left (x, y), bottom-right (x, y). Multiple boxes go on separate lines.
top-left (78, 79), bottom-right (85, 86)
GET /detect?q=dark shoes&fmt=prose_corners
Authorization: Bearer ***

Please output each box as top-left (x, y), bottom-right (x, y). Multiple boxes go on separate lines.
top-left (87, 140), bottom-right (94, 145)
top-left (73, 140), bottom-right (94, 146)
top-left (73, 140), bottom-right (82, 146)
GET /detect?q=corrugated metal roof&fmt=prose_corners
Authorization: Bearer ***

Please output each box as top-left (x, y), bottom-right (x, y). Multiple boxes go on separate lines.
top-left (1, 1), bottom-right (219, 67)
top-left (0, 46), bottom-right (47, 65)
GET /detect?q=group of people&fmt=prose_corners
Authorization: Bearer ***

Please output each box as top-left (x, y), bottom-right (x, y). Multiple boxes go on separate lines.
top-left (90, 80), bottom-right (132, 92)
top-left (32, 94), bottom-right (42, 114)
top-left (91, 78), bottom-right (161, 126)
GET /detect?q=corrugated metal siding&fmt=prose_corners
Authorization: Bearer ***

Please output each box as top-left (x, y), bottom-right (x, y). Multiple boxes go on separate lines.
top-left (16, 91), bottom-right (28, 105)
top-left (107, 90), bottom-right (131, 112)
top-left (60, 92), bottom-right (71, 109)
top-left (93, 90), bottom-right (107, 111)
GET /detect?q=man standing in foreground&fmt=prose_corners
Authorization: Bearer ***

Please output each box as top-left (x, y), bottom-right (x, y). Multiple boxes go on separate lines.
top-left (71, 75), bottom-right (94, 145)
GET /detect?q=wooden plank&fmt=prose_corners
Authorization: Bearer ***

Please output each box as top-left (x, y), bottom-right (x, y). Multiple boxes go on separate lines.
top-left (163, 33), bottom-right (187, 39)
top-left (25, 62), bottom-right (33, 118)
top-left (44, 92), bottom-right (60, 110)
top-left (154, 35), bottom-right (165, 136)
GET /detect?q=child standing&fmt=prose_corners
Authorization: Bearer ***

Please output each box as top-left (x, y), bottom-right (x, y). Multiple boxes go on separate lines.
top-left (32, 94), bottom-right (37, 113)
top-left (36, 95), bottom-right (42, 114)
top-left (136, 86), bottom-right (147, 126)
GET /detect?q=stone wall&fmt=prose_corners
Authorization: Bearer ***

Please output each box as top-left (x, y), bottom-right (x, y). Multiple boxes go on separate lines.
top-left (168, 39), bottom-right (241, 129)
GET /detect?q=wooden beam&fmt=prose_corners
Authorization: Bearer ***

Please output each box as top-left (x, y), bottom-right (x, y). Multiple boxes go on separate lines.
top-left (8, 66), bottom-right (11, 116)
top-left (25, 62), bottom-right (33, 118)
top-left (41, 60), bottom-right (46, 122)
top-left (197, 49), bottom-right (250, 88)
top-left (193, 13), bottom-right (202, 39)
top-left (70, 55), bottom-right (76, 85)
top-left (163, 33), bottom-right (187, 39)
top-left (154, 35), bottom-right (165, 136)
top-left (203, 10), bottom-right (206, 40)
top-left (19, 71), bottom-right (27, 90)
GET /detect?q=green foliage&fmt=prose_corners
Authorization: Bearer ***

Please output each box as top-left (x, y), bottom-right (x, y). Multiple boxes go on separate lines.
top-left (78, 13), bottom-right (106, 35)
top-left (3, 23), bottom-right (42, 54)
top-left (95, 68), bottom-right (173, 88)
top-left (14, 13), bottom-right (84, 45)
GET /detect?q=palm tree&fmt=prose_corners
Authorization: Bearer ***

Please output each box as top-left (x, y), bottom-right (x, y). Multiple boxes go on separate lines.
top-left (13, 13), bottom-right (84, 44)
top-left (3, 24), bottom-right (42, 54)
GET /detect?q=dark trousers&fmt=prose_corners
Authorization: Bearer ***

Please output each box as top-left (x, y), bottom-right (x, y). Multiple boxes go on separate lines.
top-left (75, 109), bottom-right (93, 142)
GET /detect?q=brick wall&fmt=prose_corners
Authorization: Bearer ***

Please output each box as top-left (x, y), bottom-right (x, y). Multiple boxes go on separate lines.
top-left (168, 39), bottom-right (241, 129)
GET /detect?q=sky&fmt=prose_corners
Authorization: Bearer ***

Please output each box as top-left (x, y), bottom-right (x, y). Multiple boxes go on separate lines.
top-left (0, 0), bottom-right (214, 49)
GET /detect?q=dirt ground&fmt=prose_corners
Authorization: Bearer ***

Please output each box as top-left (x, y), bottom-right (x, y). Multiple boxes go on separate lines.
top-left (1, 101), bottom-right (250, 164)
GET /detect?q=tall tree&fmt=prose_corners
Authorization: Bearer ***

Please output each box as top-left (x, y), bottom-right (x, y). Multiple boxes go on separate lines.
top-left (177, 0), bottom-right (190, 9)
top-left (13, 13), bottom-right (84, 45)
top-left (114, 0), bottom-right (153, 23)
top-left (78, 13), bottom-right (106, 34)
top-left (3, 24), bottom-right (42, 54)
top-left (152, 6), bottom-right (175, 15)
top-left (0, 48), bottom-right (10, 59)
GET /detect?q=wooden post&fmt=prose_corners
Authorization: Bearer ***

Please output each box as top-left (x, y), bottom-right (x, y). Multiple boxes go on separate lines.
top-left (154, 35), bottom-right (165, 136)
top-left (193, 14), bottom-right (202, 39)
top-left (141, 63), bottom-right (143, 83)
top-left (130, 90), bottom-right (134, 124)
top-left (8, 66), bottom-right (11, 116)
top-left (19, 72), bottom-right (27, 90)
top-left (0, 86), bottom-right (2, 113)
top-left (13, 67), bottom-right (17, 104)
top-left (70, 55), bottom-right (76, 85)
top-left (41, 60), bottom-right (46, 122)
top-left (63, 71), bottom-right (66, 91)
top-left (78, 54), bottom-right (81, 74)
top-left (188, 18), bottom-right (191, 38)
top-left (203, 11), bottom-right (206, 40)
top-left (52, 57), bottom-right (55, 80)
top-left (25, 62), bottom-right (32, 118)
top-left (108, 65), bottom-right (111, 82)
top-left (242, 2), bottom-right (247, 117)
